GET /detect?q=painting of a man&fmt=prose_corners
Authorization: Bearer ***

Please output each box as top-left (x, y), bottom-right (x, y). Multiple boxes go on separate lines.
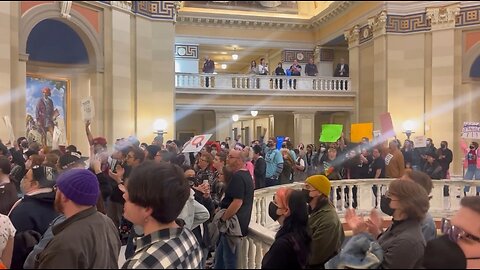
top-left (26, 75), bottom-right (68, 148)
top-left (36, 87), bottom-right (55, 145)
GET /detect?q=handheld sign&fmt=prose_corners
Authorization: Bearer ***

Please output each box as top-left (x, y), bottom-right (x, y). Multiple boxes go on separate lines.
top-left (81, 97), bottom-right (95, 122)
top-left (351, 123), bottom-right (373, 143)
top-left (461, 122), bottom-right (480, 139)
top-left (3, 116), bottom-right (15, 145)
top-left (413, 135), bottom-right (427, 148)
top-left (182, 134), bottom-right (213, 153)
top-left (379, 112), bottom-right (396, 138)
top-left (319, 124), bottom-right (343, 143)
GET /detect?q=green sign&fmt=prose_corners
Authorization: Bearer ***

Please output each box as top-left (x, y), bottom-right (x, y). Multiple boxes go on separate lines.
top-left (319, 124), bottom-right (343, 142)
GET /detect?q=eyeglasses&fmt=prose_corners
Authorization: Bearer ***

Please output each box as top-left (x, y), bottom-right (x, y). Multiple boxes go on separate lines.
top-left (441, 218), bottom-right (480, 243)
top-left (385, 191), bottom-right (400, 201)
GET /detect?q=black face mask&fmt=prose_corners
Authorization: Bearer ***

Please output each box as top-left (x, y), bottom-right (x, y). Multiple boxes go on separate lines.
top-left (186, 177), bottom-right (196, 187)
top-left (380, 195), bottom-right (395, 216)
top-left (268, 202), bottom-right (281, 221)
top-left (302, 189), bottom-right (313, 203)
top-left (470, 145), bottom-right (475, 150)
top-left (423, 235), bottom-right (469, 269)
top-left (441, 144), bottom-right (446, 149)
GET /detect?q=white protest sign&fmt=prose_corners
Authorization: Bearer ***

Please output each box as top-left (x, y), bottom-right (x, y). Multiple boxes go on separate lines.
top-left (461, 122), bottom-right (480, 139)
top-left (182, 134), bottom-right (213, 153)
top-left (3, 116), bottom-right (15, 145)
top-left (373, 130), bottom-right (382, 138)
top-left (413, 135), bottom-right (427, 148)
top-left (81, 97), bottom-right (95, 122)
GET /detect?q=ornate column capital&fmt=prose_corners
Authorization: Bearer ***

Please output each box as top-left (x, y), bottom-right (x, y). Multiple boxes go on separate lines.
top-left (111, 1), bottom-right (133, 12)
top-left (344, 25), bottom-right (360, 48)
top-left (368, 10), bottom-right (387, 38)
top-left (426, 4), bottom-right (460, 30)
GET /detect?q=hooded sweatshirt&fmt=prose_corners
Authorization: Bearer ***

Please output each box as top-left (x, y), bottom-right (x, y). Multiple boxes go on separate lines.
top-left (9, 190), bottom-right (58, 235)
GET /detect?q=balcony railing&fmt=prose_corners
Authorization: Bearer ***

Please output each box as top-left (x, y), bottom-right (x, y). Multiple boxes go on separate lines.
top-left (241, 178), bottom-right (480, 269)
top-left (175, 73), bottom-right (351, 92)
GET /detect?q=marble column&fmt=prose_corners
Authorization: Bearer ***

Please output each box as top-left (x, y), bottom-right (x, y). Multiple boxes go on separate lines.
top-left (426, 4), bottom-right (458, 160)
top-left (110, 8), bottom-right (134, 141)
top-left (0, 2), bottom-right (12, 141)
top-left (426, 4), bottom-right (461, 169)
top-left (344, 25), bottom-right (360, 125)
top-left (370, 11), bottom-right (388, 131)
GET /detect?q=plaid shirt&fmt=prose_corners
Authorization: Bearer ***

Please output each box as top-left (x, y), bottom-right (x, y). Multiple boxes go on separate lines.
top-left (122, 227), bottom-right (203, 269)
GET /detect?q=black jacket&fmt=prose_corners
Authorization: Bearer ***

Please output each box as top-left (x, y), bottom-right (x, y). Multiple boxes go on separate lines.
top-left (9, 190), bottom-right (59, 235)
top-left (254, 157), bottom-right (266, 189)
top-left (262, 232), bottom-right (310, 269)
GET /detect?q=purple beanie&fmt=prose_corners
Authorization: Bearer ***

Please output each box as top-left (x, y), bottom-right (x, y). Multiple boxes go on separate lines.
top-left (56, 169), bottom-right (100, 206)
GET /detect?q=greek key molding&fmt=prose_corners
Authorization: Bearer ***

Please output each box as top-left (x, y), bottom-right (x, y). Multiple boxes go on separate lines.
top-left (175, 44), bottom-right (198, 59)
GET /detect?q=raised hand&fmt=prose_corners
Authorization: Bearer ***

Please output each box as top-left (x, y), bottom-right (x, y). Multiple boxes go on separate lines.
top-left (345, 208), bottom-right (367, 235)
top-left (366, 208), bottom-right (383, 238)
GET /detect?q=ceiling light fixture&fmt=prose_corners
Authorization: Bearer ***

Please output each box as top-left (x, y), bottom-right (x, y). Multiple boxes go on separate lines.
top-left (221, 64), bottom-right (227, 69)
top-left (232, 114), bottom-right (239, 122)
top-left (232, 47), bottom-right (238, 60)
top-left (250, 110), bottom-right (258, 117)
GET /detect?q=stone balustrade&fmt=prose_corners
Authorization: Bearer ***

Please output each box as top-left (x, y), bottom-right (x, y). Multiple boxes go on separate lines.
top-left (175, 73), bottom-right (351, 92)
top-left (241, 178), bottom-right (480, 269)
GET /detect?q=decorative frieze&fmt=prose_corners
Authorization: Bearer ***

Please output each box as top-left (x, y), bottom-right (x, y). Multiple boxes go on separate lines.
top-left (175, 44), bottom-right (198, 59)
top-left (426, 4), bottom-right (460, 30)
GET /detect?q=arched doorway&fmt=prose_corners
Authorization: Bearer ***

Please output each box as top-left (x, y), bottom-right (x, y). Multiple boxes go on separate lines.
top-left (18, 2), bottom-right (105, 153)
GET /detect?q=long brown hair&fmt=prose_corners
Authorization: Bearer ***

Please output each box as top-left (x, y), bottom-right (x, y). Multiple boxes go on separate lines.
top-left (388, 179), bottom-right (429, 222)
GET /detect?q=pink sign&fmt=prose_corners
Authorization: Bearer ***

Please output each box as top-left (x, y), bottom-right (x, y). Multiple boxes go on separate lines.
top-left (380, 113), bottom-right (396, 138)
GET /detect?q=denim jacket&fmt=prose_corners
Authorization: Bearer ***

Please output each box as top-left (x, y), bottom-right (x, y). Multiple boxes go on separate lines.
top-left (325, 232), bottom-right (383, 269)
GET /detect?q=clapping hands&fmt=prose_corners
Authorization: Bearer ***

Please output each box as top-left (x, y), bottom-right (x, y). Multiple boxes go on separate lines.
top-left (345, 208), bottom-right (383, 237)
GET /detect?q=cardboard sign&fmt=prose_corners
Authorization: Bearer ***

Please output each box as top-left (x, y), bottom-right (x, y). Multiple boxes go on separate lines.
top-left (373, 130), bottom-right (382, 138)
top-left (351, 123), bottom-right (373, 143)
top-left (413, 135), bottom-right (427, 148)
top-left (319, 124), bottom-right (343, 143)
top-left (380, 112), bottom-right (396, 138)
top-left (461, 122), bottom-right (480, 139)
top-left (182, 134), bottom-right (213, 153)
top-left (2, 116), bottom-right (15, 145)
top-left (81, 97), bottom-right (95, 122)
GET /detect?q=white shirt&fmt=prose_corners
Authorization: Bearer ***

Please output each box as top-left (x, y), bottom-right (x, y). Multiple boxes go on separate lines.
top-left (0, 214), bottom-right (15, 255)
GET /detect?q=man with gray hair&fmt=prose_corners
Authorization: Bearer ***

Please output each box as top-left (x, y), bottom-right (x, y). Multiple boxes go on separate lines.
top-left (215, 149), bottom-right (254, 269)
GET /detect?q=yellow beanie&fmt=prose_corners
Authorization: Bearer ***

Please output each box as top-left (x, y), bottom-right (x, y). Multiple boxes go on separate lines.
top-left (305, 175), bottom-right (331, 197)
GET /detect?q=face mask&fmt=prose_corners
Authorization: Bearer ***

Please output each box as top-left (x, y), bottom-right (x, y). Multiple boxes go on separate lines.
top-left (186, 177), bottom-right (196, 187)
top-left (380, 195), bottom-right (395, 216)
top-left (426, 141), bottom-right (431, 146)
top-left (267, 142), bottom-right (274, 148)
top-left (268, 202), bottom-right (281, 221)
top-left (320, 147), bottom-right (326, 153)
top-left (423, 235), bottom-right (470, 269)
top-left (470, 145), bottom-right (475, 150)
top-left (302, 189), bottom-right (313, 203)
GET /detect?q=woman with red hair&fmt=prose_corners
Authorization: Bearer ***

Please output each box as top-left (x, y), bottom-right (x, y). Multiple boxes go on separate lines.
top-left (262, 187), bottom-right (311, 269)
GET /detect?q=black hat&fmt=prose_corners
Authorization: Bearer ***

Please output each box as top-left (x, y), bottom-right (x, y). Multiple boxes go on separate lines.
top-left (31, 165), bottom-right (57, 188)
top-left (58, 151), bottom-right (88, 170)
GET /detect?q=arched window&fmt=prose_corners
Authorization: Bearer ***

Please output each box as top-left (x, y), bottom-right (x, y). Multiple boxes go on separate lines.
top-left (26, 19), bottom-right (89, 65)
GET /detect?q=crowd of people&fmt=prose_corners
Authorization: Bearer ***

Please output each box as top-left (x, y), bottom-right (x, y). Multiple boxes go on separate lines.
top-left (0, 122), bottom-right (479, 269)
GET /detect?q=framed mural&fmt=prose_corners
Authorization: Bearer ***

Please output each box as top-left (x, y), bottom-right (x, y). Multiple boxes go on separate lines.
top-left (26, 74), bottom-right (69, 147)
